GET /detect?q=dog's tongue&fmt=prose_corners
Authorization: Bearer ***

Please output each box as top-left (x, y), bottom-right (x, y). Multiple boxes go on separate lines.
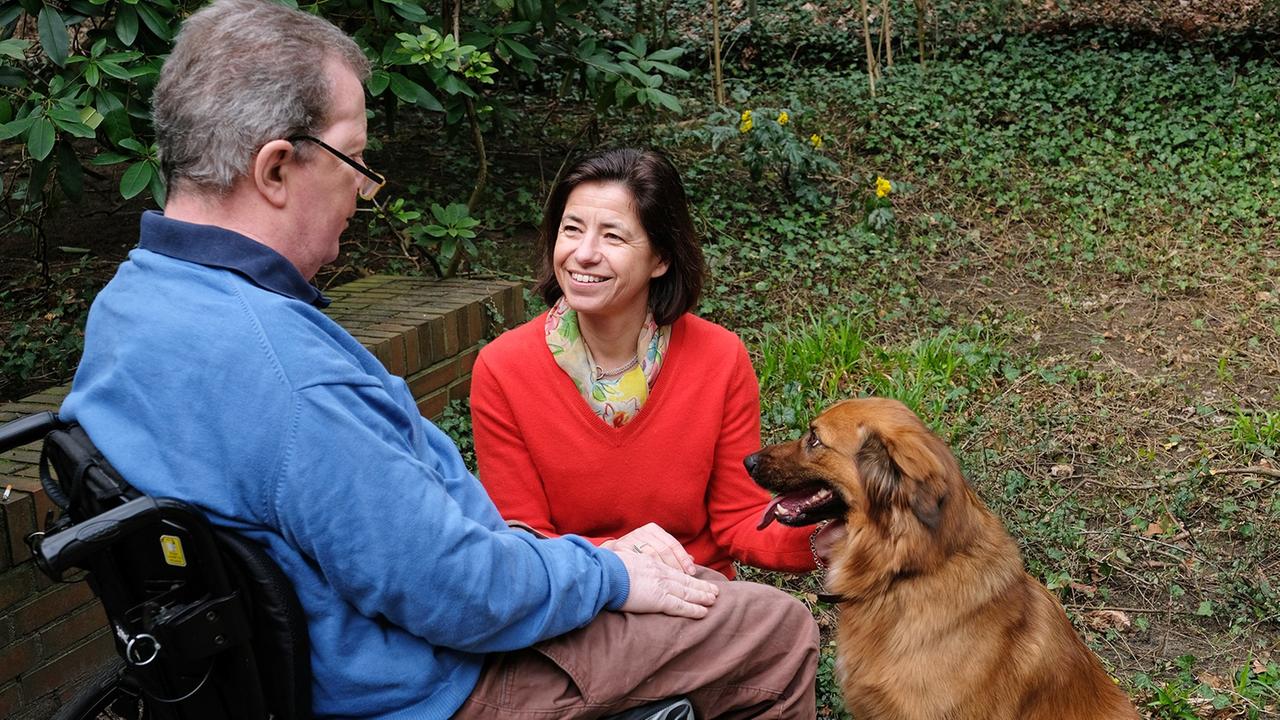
top-left (759, 488), bottom-right (838, 529)
top-left (758, 495), bottom-right (785, 530)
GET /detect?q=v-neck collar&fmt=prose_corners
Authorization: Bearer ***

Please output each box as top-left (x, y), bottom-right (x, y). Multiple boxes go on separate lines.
top-left (539, 313), bottom-right (686, 446)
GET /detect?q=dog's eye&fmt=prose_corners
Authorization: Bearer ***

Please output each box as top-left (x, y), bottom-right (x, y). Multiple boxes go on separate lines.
top-left (807, 430), bottom-right (823, 449)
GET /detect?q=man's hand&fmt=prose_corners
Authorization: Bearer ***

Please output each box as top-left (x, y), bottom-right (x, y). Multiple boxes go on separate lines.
top-left (602, 522), bottom-right (696, 575)
top-left (614, 550), bottom-right (719, 619)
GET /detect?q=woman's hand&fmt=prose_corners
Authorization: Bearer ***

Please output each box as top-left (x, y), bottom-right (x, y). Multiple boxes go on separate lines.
top-left (602, 522), bottom-right (696, 575)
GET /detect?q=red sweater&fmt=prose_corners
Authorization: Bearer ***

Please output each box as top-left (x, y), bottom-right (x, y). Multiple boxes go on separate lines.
top-left (470, 312), bottom-right (815, 578)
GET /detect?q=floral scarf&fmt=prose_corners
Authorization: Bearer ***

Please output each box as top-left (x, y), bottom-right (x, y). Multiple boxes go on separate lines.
top-left (545, 298), bottom-right (670, 428)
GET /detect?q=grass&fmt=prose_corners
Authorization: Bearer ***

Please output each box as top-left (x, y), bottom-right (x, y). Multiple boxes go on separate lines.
top-left (1229, 409), bottom-right (1280, 459)
top-left (752, 314), bottom-right (1015, 442)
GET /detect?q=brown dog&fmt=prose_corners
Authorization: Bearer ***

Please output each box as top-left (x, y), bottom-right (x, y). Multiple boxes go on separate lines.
top-left (745, 397), bottom-right (1139, 720)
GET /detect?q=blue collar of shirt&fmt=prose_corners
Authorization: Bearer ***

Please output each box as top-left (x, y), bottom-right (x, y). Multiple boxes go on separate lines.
top-left (138, 210), bottom-right (331, 308)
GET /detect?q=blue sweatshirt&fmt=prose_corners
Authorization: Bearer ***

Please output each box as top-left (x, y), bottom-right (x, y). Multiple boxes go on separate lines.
top-left (62, 212), bottom-right (630, 719)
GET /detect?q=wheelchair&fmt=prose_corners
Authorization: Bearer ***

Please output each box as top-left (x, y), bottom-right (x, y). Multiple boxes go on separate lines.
top-left (1, 412), bottom-right (693, 720)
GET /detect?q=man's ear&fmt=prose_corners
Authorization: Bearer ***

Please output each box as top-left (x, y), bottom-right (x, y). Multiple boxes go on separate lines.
top-left (253, 139), bottom-right (295, 208)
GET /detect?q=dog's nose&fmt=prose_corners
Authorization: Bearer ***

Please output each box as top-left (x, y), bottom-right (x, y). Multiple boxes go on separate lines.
top-left (743, 453), bottom-right (759, 474)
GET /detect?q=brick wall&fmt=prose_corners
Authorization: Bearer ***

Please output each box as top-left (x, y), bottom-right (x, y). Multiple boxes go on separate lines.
top-left (0, 275), bottom-right (522, 719)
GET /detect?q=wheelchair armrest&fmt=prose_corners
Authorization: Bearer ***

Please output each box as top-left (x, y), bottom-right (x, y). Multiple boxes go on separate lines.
top-left (0, 411), bottom-right (63, 452)
top-left (33, 496), bottom-right (208, 582)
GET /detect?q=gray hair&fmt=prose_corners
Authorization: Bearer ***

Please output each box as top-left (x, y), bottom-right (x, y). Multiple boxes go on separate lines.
top-left (153, 0), bottom-right (370, 194)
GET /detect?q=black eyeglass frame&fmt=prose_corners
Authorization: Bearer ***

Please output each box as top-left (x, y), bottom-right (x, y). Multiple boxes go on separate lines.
top-left (287, 134), bottom-right (385, 200)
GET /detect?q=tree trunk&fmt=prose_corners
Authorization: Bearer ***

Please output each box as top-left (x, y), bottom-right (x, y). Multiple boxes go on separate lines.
top-left (880, 0), bottom-right (893, 69)
top-left (859, 0), bottom-right (877, 96)
top-left (711, 0), bottom-right (725, 105)
top-left (914, 0), bottom-right (928, 66)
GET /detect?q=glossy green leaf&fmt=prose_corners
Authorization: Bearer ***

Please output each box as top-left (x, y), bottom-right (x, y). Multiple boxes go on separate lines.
top-left (135, 3), bottom-right (172, 40)
top-left (120, 160), bottom-right (152, 198)
top-left (102, 108), bottom-right (134, 144)
top-left (38, 5), bottom-right (70, 67)
top-left (0, 38), bottom-right (31, 61)
top-left (57, 141), bottom-right (84, 200)
top-left (28, 156), bottom-right (52, 202)
top-left (48, 107), bottom-right (96, 137)
top-left (388, 0), bottom-right (428, 23)
top-left (0, 5), bottom-right (23, 26)
top-left (95, 88), bottom-right (124, 114)
top-left (0, 117), bottom-right (35, 140)
top-left (439, 74), bottom-right (473, 98)
top-left (90, 151), bottom-right (130, 165)
top-left (367, 70), bottom-right (390, 96)
top-left (388, 72), bottom-right (443, 111)
top-left (148, 163), bottom-right (166, 207)
top-left (500, 37), bottom-right (537, 61)
top-left (514, 0), bottom-right (538, 22)
top-left (0, 67), bottom-right (27, 89)
top-left (647, 47), bottom-right (683, 62)
top-left (647, 87), bottom-right (682, 113)
top-left (28, 117), bottom-right (56, 160)
top-left (645, 61), bottom-right (688, 79)
top-left (97, 60), bottom-right (133, 80)
top-left (498, 20), bottom-right (534, 34)
top-left (115, 6), bottom-right (139, 46)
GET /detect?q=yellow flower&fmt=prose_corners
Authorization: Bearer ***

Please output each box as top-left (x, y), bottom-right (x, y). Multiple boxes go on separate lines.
top-left (739, 109), bottom-right (753, 133)
top-left (777, 111), bottom-right (789, 125)
top-left (809, 133), bottom-right (822, 148)
top-left (876, 176), bottom-right (893, 198)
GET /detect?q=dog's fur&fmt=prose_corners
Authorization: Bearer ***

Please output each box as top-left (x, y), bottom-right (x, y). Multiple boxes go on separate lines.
top-left (746, 397), bottom-right (1139, 720)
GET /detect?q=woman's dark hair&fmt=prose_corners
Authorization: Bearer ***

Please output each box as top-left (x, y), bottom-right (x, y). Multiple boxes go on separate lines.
top-left (534, 148), bottom-right (704, 326)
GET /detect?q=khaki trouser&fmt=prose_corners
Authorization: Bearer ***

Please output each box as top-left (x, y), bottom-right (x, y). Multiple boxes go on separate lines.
top-left (453, 568), bottom-right (819, 719)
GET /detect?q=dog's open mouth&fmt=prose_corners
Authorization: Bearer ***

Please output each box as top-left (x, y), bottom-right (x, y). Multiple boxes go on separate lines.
top-left (758, 485), bottom-right (847, 529)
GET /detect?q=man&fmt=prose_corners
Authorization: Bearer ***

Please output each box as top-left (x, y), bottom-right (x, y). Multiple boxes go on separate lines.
top-left (62, 0), bottom-right (819, 717)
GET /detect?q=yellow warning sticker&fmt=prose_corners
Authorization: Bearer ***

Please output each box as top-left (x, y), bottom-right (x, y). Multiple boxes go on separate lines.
top-left (160, 535), bottom-right (187, 567)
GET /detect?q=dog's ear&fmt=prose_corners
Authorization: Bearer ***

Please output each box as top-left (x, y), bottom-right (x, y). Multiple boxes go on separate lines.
top-left (857, 429), bottom-right (948, 531)
top-left (855, 430), bottom-right (902, 518)
top-left (908, 480), bottom-right (946, 530)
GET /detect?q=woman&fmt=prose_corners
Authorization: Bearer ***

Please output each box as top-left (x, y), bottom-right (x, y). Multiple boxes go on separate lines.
top-left (470, 148), bottom-right (819, 578)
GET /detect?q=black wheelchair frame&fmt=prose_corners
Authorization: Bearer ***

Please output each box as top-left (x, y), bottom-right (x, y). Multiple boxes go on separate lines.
top-left (1, 412), bottom-right (694, 720)
top-left (5, 412), bottom-right (308, 720)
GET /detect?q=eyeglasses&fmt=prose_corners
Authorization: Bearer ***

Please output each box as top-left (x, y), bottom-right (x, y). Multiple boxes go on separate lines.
top-left (287, 134), bottom-right (386, 201)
